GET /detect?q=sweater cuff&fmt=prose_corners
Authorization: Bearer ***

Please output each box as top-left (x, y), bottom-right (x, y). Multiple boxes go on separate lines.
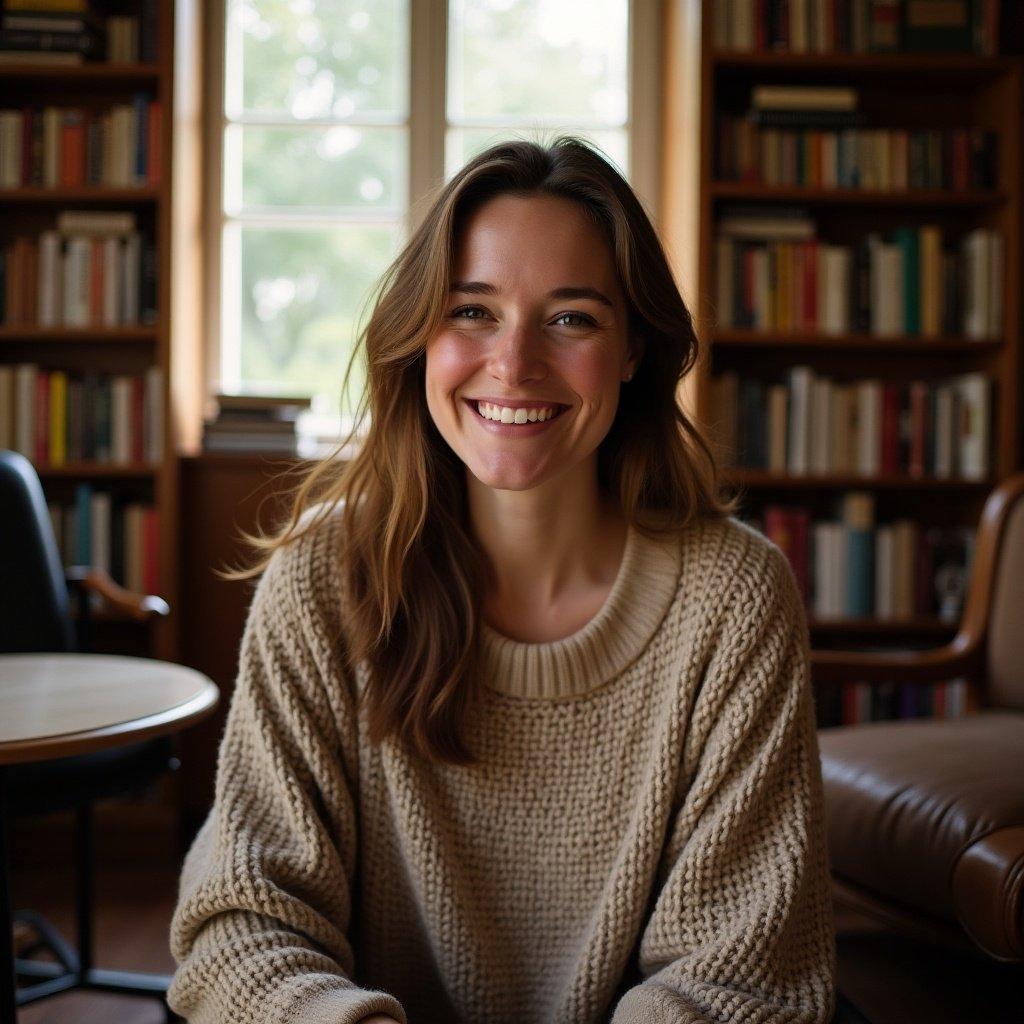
top-left (281, 980), bottom-right (407, 1024)
top-left (611, 984), bottom-right (711, 1024)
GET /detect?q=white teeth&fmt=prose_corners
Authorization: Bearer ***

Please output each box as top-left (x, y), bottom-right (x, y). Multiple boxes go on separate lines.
top-left (476, 401), bottom-right (560, 423)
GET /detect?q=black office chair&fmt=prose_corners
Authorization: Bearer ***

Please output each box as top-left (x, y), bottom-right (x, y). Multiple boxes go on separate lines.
top-left (0, 448), bottom-right (180, 1020)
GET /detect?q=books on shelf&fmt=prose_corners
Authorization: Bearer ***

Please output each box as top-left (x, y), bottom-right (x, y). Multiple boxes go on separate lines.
top-left (814, 677), bottom-right (971, 728)
top-left (717, 114), bottom-right (997, 191)
top-left (0, 96), bottom-right (162, 188)
top-left (713, 0), bottom-right (1000, 56)
top-left (201, 393), bottom-right (311, 454)
top-left (711, 367), bottom-right (992, 480)
top-left (0, 362), bottom-right (163, 465)
top-left (0, 211), bottom-right (157, 327)
top-left (48, 484), bottom-right (159, 595)
top-left (749, 492), bottom-right (975, 622)
top-left (714, 210), bottom-right (1002, 339)
top-left (0, 0), bottom-right (158, 63)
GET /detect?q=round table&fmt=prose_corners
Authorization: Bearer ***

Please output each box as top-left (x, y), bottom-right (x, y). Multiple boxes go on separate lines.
top-left (0, 653), bottom-right (219, 1021)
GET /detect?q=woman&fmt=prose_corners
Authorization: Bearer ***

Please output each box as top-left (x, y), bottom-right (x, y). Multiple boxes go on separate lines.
top-left (167, 137), bottom-right (837, 1024)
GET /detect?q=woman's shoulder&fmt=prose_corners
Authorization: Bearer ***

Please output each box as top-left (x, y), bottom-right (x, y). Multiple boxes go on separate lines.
top-left (673, 512), bottom-right (802, 615)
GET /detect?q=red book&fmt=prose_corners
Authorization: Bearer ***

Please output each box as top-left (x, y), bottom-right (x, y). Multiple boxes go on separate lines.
top-left (147, 100), bottom-right (161, 186)
top-left (143, 506), bottom-right (159, 595)
top-left (842, 682), bottom-right (858, 725)
top-left (131, 375), bottom-right (145, 462)
top-left (909, 381), bottom-right (927, 477)
top-left (60, 110), bottom-right (86, 187)
top-left (755, 0), bottom-right (768, 51)
top-left (933, 683), bottom-right (947, 719)
top-left (35, 369), bottom-right (48, 464)
top-left (90, 237), bottom-right (103, 323)
top-left (789, 506), bottom-right (811, 606)
top-left (881, 383), bottom-right (900, 474)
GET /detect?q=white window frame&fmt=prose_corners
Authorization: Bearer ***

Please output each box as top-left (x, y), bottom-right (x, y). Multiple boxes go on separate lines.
top-left (203, 0), bottom-right (664, 409)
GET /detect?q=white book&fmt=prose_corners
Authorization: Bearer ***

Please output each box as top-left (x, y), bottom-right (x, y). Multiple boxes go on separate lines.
top-left (90, 490), bottom-right (112, 602)
top-left (950, 373), bottom-right (990, 480)
top-left (14, 363), bottom-right (36, 459)
top-left (963, 228), bottom-right (989, 339)
top-left (37, 231), bottom-right (61, 327)
top-left (72, 236), bottom-right (92, 326)
top-left (111, 374), bottom-right (132, 463)
top-left (871, 241), bottom-right (902, 335)
top-left (856, 381), bottom-right (881, 476)
top-left (123, 232), bottom-right (141, 325)
top-left (145, 364), bottom-right (164, 461)
top-left (0, 365), bottom-right (12, 449)
top-left (787, 365), bottom-right (814, 474)
top-left (102, 236), bottom-right (121, 326)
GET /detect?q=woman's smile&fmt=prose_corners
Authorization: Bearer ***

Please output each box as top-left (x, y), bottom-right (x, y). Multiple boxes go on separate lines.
top-left (463, 397), bottom-right (571, 437)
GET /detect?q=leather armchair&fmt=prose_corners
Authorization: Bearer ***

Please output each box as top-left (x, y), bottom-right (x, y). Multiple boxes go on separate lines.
top-left (812, 472), bottom-right (1024, 962)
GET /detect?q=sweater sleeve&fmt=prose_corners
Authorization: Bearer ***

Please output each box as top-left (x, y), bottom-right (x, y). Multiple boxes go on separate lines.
top-left (610, 540), bottom-right (837, 1024)
top-left (166, 525), bottom-right (408, 1024)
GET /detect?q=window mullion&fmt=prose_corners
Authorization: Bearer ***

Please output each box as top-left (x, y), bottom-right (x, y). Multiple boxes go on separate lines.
top-left (408, 0), bottom-right (448, 238)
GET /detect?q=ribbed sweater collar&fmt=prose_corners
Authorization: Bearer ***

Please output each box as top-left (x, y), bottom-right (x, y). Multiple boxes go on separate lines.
top-left (478, 519), bottom-right (683, 700)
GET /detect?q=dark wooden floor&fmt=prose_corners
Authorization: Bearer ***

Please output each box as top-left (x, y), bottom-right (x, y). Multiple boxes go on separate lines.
top-left (8, 856), bottom-right (1024, 1023)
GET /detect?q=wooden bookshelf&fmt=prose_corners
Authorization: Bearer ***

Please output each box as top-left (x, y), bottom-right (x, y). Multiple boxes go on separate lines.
top-left (0, 0), bottom-right (204, 663)
top-left (660, 0), bottom-right (1022, 666)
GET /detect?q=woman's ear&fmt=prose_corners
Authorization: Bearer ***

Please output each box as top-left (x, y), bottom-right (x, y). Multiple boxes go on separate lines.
top-left (623, 334), bottom-right (645, 381)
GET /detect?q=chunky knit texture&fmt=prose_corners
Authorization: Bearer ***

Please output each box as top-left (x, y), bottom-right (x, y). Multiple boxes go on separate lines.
top-left (167, 503), bottom-right (837, 1024)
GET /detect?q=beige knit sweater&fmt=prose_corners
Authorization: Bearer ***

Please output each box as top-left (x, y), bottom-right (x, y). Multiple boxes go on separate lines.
top-left (167, 503), bottom-right (837, 1024)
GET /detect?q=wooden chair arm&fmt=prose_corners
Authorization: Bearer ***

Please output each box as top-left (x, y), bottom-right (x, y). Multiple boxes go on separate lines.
top-left (65, 565), bottom-right (170, 621)
top-left (811, 631), bottom-right (983, 685)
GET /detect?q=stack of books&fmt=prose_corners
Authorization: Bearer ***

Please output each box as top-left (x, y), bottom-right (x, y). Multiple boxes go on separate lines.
top-left (717, 84), bottom-right (997, 190)
top-left (0, 0), bottom-right (105, 65)
top-left (713, 0), bottom-right (1001, 55)
top-left (202, 394), bottom-right (311, 454)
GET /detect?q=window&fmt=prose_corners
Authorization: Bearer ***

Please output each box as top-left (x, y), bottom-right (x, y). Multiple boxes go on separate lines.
top-left (208, 0), bottom-right (661, 448)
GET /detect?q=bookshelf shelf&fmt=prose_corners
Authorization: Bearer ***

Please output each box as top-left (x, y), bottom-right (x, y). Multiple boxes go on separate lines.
top-left (0, 188), bottom-right (159, 204)
top-left (809, 616), bottom-right (956, 635)
top-left (710, 183), bottom-right (1006, 207)
top-left (34, 462), bottom-right (160, 479)
top-left (0, 327), bottom-right (158, 343)
top-left (0, 62), bottom-right (160, 82)
top-left (727, 470), bottom-right (995, 490)
top-left (711, 330), bottom-right (1002, 352)
top-left (711, 51), bottom-right (1014, 78)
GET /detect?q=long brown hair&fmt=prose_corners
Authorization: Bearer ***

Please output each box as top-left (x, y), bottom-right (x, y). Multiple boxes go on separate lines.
top-left (221, 135), bottom-right (738, 766)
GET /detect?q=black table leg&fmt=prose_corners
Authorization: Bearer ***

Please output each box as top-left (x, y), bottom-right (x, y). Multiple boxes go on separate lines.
top-left (0, 764), bottom-right (16, 1023)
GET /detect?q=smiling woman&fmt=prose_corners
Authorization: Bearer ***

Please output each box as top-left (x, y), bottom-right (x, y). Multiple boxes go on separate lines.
top-left (167, 138), bottom-right (838, 1024)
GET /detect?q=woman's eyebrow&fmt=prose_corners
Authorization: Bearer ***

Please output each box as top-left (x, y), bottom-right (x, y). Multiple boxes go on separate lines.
top-left (449, 281), bottom-right (614, 308)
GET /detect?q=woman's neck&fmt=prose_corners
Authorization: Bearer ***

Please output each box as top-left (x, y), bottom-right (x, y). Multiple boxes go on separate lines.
top-left (466, 463), bottom-right (628, 642)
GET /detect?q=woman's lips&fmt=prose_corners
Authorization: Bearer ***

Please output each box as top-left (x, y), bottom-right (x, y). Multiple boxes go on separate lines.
top-left (463, 398), bottom-right (570, 436)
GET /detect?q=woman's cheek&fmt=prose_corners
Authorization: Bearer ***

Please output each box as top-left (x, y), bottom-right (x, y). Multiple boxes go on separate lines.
top-left (426, 331), bottom-right (482, 390)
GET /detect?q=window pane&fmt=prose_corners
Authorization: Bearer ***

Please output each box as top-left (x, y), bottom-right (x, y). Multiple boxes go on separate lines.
top-left (448, 0), bottom-right (628, 124)
top-left (445, 126), bottom-right (627, 180)
top-left (223, 223), bottom-right (400, 414)
top-left (227, 0), bottom-right (408, 119)
top-left (225, 124), bottom-right (407, 213)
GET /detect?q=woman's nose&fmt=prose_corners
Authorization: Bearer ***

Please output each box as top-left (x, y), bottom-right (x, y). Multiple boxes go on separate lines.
top-left (488, 319), bottom-right (547, 385)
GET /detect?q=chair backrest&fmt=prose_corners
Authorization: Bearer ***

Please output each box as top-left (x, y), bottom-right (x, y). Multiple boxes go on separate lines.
top-left (987, 475), bottom-right (1024, 710)
top-left (0, 449), bottom-right (76, 653)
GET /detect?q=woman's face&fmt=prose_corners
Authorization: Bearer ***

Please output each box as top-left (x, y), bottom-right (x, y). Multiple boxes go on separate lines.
top-left (424, 193), bottom-right (639, 493)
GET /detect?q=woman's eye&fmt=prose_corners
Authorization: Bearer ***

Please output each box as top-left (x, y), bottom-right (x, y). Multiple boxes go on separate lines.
top-left (451, 305), bottom-right (488, 320)
top-left (553, 311), bottom-right (594, 328)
